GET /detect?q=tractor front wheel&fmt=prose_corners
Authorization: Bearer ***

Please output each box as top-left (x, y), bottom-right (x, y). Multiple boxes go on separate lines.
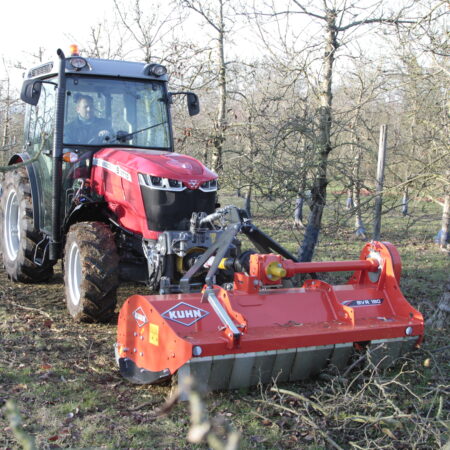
top-left (64, 222), bottom-right (119, 322)
top-left (0, 168), bottom-right (54, 282)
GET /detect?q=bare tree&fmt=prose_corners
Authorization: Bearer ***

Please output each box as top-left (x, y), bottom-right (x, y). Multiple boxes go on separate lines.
top-left (181, 0), bottom-right (234, 174)
top-left (112, 0), bottom-right (183, 63)
top-left (388, 1), bottom-right (449, 249)
top-left (333, 60), bottom-right (388, 239)
top-left (0, 59), bottom-right (23, 165)
top-left (83, 20), bottom-right (126, 59)
top-left (248, 0), bottom-right (418, 261)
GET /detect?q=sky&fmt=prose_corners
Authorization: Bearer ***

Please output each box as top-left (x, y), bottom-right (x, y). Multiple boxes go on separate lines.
top-left (0, 0), bottom-right (267, 91)
top-left (1, 0), bottom-right (112, 61)
top-left (1, 0), bottom-right (434, 93)
top-left (0, 0), bottom-right (115, 88)
top-left (1, 0), bottom-right (256, 89)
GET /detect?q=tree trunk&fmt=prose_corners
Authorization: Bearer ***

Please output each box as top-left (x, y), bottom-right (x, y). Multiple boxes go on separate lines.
top-left (346, 190), bottom-right (353, 210)
top-left (438, 193), bottom-right (449, 249)
top-left (373, 124), bottom-right (388, 241)
top-left (402, 188), bottom-right (409, 217)
top-left (352, 149), bottom-right (366, 238)
top-left (349, 97), bottom-right (366, 239)
top-left (294, 197), bottom-right (304, 228)
top-left (426, 276), bottom-right (450, 328)
top-left (243, 114), bottom-right (257, 217)
top-left (211, 0), bottom-right (226, 174)
top-left (2, 77), bottom-right (10, 148)
top-left (245, 184), bottom-right (252, 217)
top-left (299, 204), bottom-right (323, 262)
top-left (298, 9), bottom-right (336, 262)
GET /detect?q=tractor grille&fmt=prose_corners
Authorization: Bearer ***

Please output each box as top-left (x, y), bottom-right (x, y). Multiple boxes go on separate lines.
top-left (140, 185), bottom-right (216, 232)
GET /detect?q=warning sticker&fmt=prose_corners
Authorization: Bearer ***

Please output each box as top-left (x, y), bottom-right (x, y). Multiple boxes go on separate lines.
top-left (132, 307), bottom-right (148, 327)
top-left (342, 298), bottom-right (384, 307)
top-left (162, 302), bottom-right (209, 326)
top-left (149, 323), bottom-right (159, 346)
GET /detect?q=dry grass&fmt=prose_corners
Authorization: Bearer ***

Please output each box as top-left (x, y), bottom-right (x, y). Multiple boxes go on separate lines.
top-left (1, 198), bottom-right (449, 448)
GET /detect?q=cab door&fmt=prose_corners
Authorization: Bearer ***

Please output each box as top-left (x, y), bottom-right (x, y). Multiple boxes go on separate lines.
top-left (24, 79), bottom-right (56, 234)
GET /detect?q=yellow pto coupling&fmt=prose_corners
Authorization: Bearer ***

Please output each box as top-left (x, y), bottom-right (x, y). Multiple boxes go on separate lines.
top-left (265, 261), bottom-right (287, 281)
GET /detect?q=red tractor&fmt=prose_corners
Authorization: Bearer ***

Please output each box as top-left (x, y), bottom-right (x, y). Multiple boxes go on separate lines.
top-left (1, 47), bottom-right (424, 390)
top-left (0, 46), bottom-right (219, 321)
top-left (0, 46), bottom-right (294, 322)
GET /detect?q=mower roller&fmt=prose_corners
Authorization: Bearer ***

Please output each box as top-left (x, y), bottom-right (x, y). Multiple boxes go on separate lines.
top-left (116, 209), bottom-right (424, 391)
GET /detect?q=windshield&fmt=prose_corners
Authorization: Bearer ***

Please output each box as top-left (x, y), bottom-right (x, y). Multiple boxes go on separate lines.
top-left (63, 76), bottom-right (171, 149)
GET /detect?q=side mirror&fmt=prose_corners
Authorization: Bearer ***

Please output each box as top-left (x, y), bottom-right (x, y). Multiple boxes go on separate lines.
top-left (187, 93), bottom-right (200, 116)
top-left (21, 80), bottom-right (42, 106)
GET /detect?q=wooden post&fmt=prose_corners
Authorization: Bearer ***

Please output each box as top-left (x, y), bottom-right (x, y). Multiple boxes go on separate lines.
top-left (373, 124), bottom-right (387, 241)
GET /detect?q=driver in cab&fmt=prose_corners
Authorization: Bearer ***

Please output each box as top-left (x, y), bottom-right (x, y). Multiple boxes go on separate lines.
top-left (65, 94), bottom-right (111, 145)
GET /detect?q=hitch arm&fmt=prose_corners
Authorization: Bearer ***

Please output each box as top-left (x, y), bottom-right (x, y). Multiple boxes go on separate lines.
top-left (241, 222), bottom-right (298, 261)
top-left (179, 222), bottom-right (241, 293)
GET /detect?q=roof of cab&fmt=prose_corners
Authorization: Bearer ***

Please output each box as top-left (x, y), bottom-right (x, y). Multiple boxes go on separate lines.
top-left (25, 56), bottom-right (168, 82)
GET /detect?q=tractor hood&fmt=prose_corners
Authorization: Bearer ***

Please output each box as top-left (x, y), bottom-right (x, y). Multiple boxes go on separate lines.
top-left (93, 148), bottom-right (217, 184)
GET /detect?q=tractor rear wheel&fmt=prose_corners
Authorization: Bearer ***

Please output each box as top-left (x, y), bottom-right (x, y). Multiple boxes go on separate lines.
top-left (0, 167), bottom-right (54, 282)
top-left (64, 222), bottom-right (119, 322)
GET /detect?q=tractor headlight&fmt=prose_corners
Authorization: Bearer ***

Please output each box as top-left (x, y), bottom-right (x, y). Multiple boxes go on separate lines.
top-left (146, 64), bottom-right (167, 77)
top-left (150, 176), bottom-right (162, 186)
top-left (68, 57), bottom-right (88, 70)
top-left (169, 179), bottom-right (183, 189)
top-left (199, 179), bottom-right (218, 192)
top-left (139, 174), bottom-right (186, 192)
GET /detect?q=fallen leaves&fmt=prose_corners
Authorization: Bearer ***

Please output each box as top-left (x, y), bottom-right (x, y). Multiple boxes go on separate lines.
top-left (43, 319), bottom-right (53, 329)
top-left (11, 384), bottom-right (28, 393)
top-left (381, 427), bottom-right (397, 439)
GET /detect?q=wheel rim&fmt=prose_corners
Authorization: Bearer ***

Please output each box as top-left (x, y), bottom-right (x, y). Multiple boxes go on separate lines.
top-left (4, 190), bottom-right (20, 261)
top-left (68, 242), bottom-right (82, 306)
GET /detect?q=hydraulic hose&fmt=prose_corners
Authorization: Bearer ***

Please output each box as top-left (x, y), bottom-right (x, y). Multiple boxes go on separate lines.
top-left (199, 205), bottom-right (236, 226)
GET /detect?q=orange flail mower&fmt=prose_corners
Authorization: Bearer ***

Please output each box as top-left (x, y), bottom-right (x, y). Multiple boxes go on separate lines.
top-left (116, 209), bottom-right (424, 391)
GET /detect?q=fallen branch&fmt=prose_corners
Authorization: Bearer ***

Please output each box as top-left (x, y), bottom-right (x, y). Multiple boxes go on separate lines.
top-left (158, 377), bottom-right (241, 450)
top-left (262, 400), bottom-right (345, 450)
top-left (270, 387), bottom-right (328, 415)
top-left (7, 300), bottom-right (53, 320)
top-left (342, 353), bottom-right (367, 378)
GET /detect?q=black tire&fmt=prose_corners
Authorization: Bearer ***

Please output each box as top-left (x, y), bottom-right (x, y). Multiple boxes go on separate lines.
top-left (0, 167), bottom-right (54, 282)
top-left (64, 221), bottom-right (119, 322)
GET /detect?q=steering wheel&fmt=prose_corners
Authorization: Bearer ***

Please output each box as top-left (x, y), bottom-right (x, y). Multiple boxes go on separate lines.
top-left (87, 130), bottom-right (111, 145)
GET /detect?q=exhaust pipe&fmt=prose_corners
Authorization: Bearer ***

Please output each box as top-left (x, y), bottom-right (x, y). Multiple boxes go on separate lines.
top-left (49, 49), bottom-right (66, 261)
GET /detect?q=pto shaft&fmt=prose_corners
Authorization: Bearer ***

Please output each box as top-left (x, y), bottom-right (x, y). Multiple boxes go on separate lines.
top-left (281, 258), bottom-right (380, 275)
top-left (265, 258), bottom-right (380, 281)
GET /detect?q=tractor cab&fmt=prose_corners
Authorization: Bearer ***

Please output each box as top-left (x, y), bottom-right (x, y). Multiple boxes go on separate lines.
top-left (23, 69), bottom-right (173, 234)
top-left (63, 77), bottom-right (171, 149)
top-left (18, 46), bottom-right (200, 252)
